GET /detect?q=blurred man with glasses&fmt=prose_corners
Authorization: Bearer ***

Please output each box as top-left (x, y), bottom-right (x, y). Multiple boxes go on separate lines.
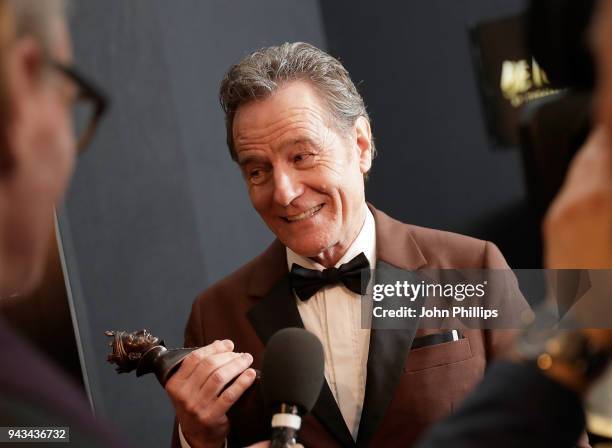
top-left (0, 0), bottom-right (123, 446)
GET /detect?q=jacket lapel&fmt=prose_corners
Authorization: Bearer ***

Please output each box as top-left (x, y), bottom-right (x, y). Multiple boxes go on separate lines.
top-left (356, 207), bottom-right (428, 447)
top-left (312, 384), bottom-right (356, 447)
top-left (246, 275), bottom-right (304, 341)
top-left (357, 323), bottom-right (418, 447)
top-left (246, 241), bottom-right (355, 447)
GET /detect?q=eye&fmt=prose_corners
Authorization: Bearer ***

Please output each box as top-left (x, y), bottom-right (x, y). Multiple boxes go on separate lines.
top-left (248, 168), bottom-right (266, 185)
top-left (294, 152), bottom-right (315, 166)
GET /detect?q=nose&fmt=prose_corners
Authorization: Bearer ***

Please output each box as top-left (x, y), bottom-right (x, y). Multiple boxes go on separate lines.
top-left (272, 167), bottom-right (303, 207)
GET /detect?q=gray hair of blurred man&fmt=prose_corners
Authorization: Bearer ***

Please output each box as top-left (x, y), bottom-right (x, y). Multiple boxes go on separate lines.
top-left (6, 0), bottom-right (68, 54)
top-left (219, 42), bottom-right (376, 176)
top-left (0, 0), bottom-right (68, 174)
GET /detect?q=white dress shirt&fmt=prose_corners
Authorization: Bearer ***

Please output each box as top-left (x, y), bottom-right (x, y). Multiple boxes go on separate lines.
top-left (180, 207), bottom-right (376, 447)
top-left (287, 207), bottom-right (376, 440)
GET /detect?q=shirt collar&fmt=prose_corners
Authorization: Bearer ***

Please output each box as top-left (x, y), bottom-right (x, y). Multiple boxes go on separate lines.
top-left (286, 206), bottom-right (376, 271)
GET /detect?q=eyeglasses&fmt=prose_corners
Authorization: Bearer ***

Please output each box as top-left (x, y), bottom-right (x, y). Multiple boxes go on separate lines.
top-left (49, 60), bottom-right (109, 153)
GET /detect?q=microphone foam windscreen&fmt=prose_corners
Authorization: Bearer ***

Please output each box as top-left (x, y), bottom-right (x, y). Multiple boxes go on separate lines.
top-left (262, 328), bottom-right (325, 413)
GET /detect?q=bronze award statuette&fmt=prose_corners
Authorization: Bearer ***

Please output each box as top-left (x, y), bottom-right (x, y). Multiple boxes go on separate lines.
top-left (105, 329), bottom-right (197, 386)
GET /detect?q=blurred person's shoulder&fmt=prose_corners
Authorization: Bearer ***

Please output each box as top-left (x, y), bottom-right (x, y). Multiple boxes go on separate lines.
top-left (0, 320), bottom-right (128, 448)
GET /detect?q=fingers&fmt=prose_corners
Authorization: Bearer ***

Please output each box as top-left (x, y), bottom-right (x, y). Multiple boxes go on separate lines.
top-left (165, 340), bottom-right (237, 411)
top-left (198, 352), bottom-right (254, 401)
top-left (164, 338), bottom-right (257, 447)
top-left (166, 339), bottom-right (255, 410)
top-left (206, 367), bottom-right (257, 421)
top-left (179, 351), bottom-right (245, 400)
top-left (170, 339), bottom-right (234, 383)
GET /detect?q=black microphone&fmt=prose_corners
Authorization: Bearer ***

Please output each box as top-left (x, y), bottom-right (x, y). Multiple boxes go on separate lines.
top-left (262, 328), bottom-right (325, 448)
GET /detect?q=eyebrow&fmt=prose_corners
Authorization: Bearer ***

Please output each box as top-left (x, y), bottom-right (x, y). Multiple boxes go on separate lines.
top-left (279, 137), bottom-right (317, 151)
top-left (237, 137), bottom-right (319, 166)
top-left (237, 153), bottom-right (268, 167)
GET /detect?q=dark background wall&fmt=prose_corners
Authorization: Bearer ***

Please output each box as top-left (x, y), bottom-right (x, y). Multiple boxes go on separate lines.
top-left (4, 1), bottom-right (538, 447)
top-left (321, 0), bottom-right (536, 268)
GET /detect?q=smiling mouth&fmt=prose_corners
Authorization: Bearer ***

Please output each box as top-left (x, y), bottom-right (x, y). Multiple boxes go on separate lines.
top-left (284, 204), bottom-right (324, 223)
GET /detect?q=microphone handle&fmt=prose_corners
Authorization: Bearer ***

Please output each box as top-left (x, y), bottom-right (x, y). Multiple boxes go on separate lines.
top-left (270, 404), bottom-right (302, 448)
top-left (270, 426), bottom-right (299, 448)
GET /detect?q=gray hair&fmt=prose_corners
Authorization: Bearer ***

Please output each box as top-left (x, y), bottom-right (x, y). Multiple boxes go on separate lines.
top-left (219, 42), bottom-right (376, 165)
top-left (7, 0), bottom-right (68, 54)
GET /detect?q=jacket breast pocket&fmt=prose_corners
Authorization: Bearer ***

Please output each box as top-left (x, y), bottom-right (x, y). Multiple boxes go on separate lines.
top-left (387, 337), bottom-right (485, 429)
top-left (404, 337), bottom-right (473, 373)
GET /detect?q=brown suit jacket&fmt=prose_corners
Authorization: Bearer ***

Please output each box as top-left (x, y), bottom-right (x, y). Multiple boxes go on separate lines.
top-left (173, 206), bottom-right (527, 447)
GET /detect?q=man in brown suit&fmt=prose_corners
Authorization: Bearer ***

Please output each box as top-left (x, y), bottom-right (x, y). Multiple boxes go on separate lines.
top-left (166, 42), bottom-right (527, 448)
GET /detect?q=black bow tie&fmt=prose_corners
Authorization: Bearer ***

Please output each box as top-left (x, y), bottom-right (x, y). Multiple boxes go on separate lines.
top-left (290, 252), bottom-right (371, 301)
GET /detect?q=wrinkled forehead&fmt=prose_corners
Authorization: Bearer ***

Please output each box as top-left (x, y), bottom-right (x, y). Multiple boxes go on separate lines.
top-left (232, 81), bottom-right (331, 149)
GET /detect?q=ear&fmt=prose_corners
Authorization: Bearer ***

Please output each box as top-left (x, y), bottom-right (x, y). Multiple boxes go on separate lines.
top-left (354, 116), bottom-right (372, 175)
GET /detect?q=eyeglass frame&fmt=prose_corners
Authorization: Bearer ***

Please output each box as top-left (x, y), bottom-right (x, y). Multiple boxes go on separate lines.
top-left (48, 60), bottom-right (109, 153)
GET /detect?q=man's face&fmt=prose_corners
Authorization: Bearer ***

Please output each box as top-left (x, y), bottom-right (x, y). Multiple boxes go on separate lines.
top-left (233, 81), bottom-right (372, 265)
top-left (0, 18), bottom-right (77, 296)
